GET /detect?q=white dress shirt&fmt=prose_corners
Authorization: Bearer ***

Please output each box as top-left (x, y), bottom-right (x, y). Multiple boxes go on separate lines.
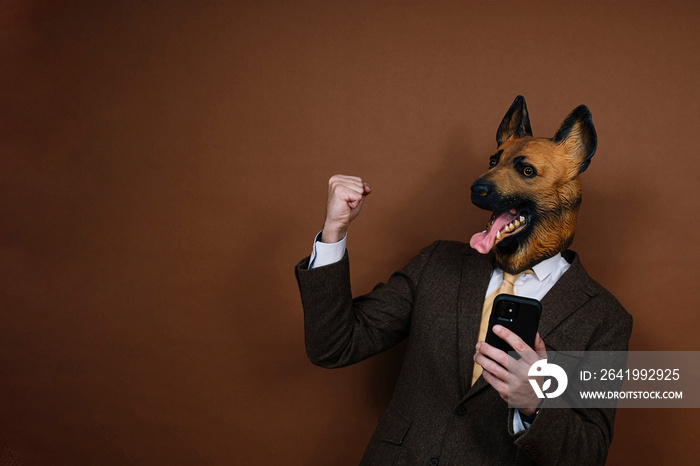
top-left (308, 232), bottom-right (571, 432)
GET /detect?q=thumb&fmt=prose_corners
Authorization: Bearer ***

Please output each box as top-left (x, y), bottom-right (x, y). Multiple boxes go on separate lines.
top-left (348, 187), bottom-right (370, 209)
top-left (534, 333), bottom-right (547, 357)
top-left (348, 196), bottom-right (364, 209)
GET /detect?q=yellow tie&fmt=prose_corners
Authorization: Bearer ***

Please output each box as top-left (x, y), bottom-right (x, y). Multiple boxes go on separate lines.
top-left (471, 271), bottom-right (531, 385)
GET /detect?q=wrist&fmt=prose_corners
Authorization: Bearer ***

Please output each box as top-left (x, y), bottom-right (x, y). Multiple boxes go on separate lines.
top-left (518, 407), bottom-right (540, 423)
top-left (320, 222), bottom-right (347, 243)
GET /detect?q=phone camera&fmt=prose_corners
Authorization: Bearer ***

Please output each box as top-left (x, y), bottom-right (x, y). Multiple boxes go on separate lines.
top-left (496, 300), bottom-right (519, 322)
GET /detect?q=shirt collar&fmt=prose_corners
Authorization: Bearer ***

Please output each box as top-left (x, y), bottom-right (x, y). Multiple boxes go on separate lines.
top-left (530, 253), bottom-right (564, 281)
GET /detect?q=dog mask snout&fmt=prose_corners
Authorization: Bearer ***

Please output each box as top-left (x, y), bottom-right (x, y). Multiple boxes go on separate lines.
top-left (471, 179), bottom-right (494, 203)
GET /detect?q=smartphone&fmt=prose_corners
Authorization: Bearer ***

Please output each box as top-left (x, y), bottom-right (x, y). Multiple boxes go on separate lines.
top-left (485, 294), bottom-right (542, 356)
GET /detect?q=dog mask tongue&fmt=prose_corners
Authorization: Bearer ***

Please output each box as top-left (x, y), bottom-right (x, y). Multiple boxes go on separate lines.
top-left (470, 211), bottom-right (518, 254)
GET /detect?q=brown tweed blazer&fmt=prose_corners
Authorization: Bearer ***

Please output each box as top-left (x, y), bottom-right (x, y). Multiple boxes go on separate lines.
top-left (295, 241), bottom-right (632, 465)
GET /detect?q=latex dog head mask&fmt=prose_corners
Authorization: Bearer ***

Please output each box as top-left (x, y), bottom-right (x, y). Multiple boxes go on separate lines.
top-left (470, 96), bottom-right (597, 274)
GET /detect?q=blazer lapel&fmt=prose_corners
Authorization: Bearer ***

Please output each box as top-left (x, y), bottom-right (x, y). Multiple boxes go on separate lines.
top-left (538, 253), bottom-right (598, 339)
top-left (456, 248), bottom-right (493, 398)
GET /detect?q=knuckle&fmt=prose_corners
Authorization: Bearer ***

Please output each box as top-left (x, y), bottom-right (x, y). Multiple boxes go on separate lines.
top-left (330, 183), bottom-right (345, 195)
top-left (514, 341), bottom-right (527, 352)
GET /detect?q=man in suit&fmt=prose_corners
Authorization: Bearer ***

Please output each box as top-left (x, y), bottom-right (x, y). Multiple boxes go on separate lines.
top-left (295, 97), bottom-right (632, 465)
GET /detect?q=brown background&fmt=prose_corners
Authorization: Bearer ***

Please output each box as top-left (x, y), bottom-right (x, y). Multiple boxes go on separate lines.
top-left (1, 0), bottom-right (699, 464)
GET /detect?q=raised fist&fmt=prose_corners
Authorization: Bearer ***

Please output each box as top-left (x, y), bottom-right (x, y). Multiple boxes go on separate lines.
top-left (321, 175), bottom-right (371, 243)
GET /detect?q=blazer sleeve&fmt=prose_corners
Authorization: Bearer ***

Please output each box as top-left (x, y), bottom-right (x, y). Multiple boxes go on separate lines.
top-left (510, 295), bottom-right (634, 466)
top-left (294, 241), bottom-right (440, 368)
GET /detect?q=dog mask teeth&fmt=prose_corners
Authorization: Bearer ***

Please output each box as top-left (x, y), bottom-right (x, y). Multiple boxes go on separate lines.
top-left (470, 210), bottom-right (525, 253)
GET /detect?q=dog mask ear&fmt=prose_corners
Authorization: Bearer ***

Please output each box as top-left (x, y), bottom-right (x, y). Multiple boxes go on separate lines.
top-left (496, 95), bottom-right (533, 146)
top-left (553, 105), bottom-right (597, 174)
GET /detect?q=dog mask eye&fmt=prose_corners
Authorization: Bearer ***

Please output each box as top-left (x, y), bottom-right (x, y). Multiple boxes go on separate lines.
top-left (522, 166), bottom-right (535, 177)
top-left (488, 150), bottom-right (502, 169)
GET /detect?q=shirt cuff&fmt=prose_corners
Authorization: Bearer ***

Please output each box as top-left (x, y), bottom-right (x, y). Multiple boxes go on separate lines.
top-left (309, 231), bottom-right (347, 269)
top-left (512, 409), bottom-right (532, 434)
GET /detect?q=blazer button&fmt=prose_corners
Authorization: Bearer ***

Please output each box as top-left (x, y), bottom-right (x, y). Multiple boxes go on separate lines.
top-left (454, 405), bottom-right (467, 416)
top-left (429, 458), bottom-right (439, 466)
